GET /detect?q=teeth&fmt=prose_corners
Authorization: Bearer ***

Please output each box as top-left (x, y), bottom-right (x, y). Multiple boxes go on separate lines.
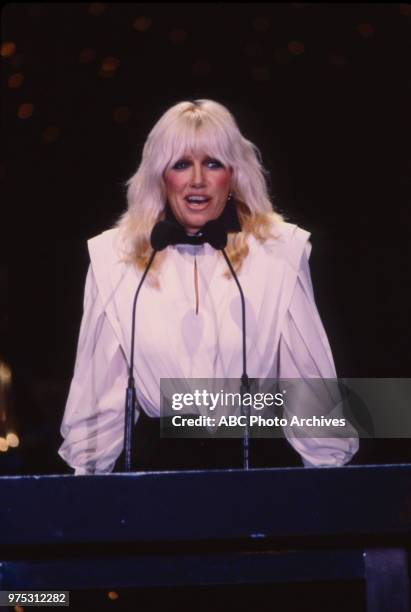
top-left (186, 196), bottom-right (209, 202)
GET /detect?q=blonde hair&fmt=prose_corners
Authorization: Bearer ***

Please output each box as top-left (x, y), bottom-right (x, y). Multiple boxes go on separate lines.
top-left (117, 99), bottom-right (283, 284)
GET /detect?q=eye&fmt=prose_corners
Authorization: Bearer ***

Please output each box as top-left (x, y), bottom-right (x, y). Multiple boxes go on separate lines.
top-left (171, 158), bottom-right (191, 170)
top-left (205, 158), bottom-right (224, 169)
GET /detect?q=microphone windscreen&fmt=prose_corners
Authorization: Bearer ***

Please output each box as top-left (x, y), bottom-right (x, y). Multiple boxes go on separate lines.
top-left (205, 221), bottom-right (228, 250)
top-left (150, 221), bottom-right (172, 251)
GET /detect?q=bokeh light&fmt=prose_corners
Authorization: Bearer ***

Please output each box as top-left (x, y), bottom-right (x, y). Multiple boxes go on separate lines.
top-left (356, 23), bottom-right (375, 38)
top-left (0, 438), bottom-right (8, 452)
top-left (43, 126), bottom-right (61, 143)
top-left (1, 41), bottom-right (16, 58)
top-left (79, 48), bottom-right (97, 63)
top-left (288, 40), bottom-right (305, 55)
top-left (169, 29), bottom-right (187, 45)
top-left (17, 103), bottom-right (34, 120)
top-left (107, 591), bottom-right (119, 600)
top-left (6, 433), bottom-right (19, 448)
top-left (88, 3), bottom-right (106, 16)
top-left (8, 73), bottom-right (24, 89)
top-left (113, 106), bottom-right (131, 123)
top-left (133, 16), bottom-right (152, 32)
top-left (99, 56), bottom-right (120, 78)
top-left (0, 362), bottom-right (11, 384)
top-left (399, 4), bottom-right (411, 16)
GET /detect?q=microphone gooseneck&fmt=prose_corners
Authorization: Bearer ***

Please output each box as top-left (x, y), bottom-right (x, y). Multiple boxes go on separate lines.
top-left (221, 249), bottom-right (250, 470)
top-left (123, 249), bottom-right (157, 472)
top-left (220, 250), bottom-right (248, 389)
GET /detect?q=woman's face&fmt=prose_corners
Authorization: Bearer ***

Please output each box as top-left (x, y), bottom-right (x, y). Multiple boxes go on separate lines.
top-left (163, 152), bottom-right (232, 235)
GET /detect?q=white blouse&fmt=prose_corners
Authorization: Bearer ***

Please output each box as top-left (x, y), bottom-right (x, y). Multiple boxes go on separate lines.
top-left (58, 221), bottom-right (358, 474)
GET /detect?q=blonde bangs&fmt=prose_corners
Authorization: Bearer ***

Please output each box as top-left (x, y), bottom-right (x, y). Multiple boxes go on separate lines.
top-left (117, 99), bottom-right (284, 286)
top-left (162, 115), bottom-right (236, 172)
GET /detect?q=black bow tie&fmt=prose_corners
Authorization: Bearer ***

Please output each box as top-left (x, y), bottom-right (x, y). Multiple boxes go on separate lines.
top-left (150, 196), bottom-right (242, 251)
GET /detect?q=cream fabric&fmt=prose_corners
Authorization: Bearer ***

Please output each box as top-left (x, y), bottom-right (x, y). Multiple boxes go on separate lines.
top-left (58, 222), bottom-right (358, 474)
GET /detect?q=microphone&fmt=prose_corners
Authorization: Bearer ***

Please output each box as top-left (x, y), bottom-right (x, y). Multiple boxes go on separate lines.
top-left (220, 250), bottom-right (250, 470)
top-left (123, 249), bottom-right (157, 472)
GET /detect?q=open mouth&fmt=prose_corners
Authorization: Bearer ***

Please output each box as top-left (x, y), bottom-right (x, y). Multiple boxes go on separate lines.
top-left (184, 195), bottom-right (211, 211)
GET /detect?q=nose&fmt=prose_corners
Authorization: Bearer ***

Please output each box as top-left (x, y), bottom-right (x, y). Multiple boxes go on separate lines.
top-left (189, 161), bottom-right (206, 187)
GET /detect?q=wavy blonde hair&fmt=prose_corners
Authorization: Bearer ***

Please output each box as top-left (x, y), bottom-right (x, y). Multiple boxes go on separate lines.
top-left (117, 99), bottom-right (283, 285)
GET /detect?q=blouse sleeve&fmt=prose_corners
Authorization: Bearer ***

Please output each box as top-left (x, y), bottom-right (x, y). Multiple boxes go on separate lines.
top-left (58, 265), bottom-right (130, 475)
top-left (278, 242), bottom-right (359, 467)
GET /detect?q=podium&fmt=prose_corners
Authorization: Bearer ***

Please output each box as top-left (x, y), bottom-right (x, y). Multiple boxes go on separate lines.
top-left (0, 465), bottom-right (410, 611)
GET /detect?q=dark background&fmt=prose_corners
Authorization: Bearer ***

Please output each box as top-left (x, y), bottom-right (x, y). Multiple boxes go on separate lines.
top-left (2, 3), bottom-right (410, 475)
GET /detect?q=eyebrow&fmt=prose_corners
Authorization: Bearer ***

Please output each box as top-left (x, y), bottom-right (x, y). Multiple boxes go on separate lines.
top-left (174, 154), bottom-right (224, 162)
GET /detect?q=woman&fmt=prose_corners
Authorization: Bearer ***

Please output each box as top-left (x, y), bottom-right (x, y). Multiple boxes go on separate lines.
top-left (58, 99), bottom-right (358, 475)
